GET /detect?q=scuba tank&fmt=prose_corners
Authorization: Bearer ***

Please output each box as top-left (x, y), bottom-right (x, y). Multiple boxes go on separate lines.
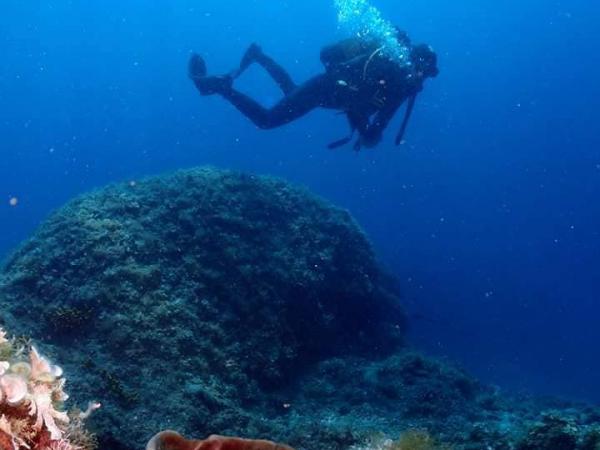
top-left (320, 38), bottom-right (379, 72)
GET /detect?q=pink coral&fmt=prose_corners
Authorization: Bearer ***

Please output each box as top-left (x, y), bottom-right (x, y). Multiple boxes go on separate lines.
top-left (46, 439), bottom-right (77, 450)
top-left (0, 375), bottom-right (27, 405)
top-left (0, 327), bottom-right (98, 449)
top-left (0, 364), bottom-right (10, 377)
top-left (29, 347), bottom-right (62, 380)
top-left (28, 384), bottom-right (70, 441)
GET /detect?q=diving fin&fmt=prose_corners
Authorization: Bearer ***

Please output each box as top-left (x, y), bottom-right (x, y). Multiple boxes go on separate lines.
top-left (188, 53), bottom-right (207, 80)
top-left (395, 94), bottom-right (417, 145)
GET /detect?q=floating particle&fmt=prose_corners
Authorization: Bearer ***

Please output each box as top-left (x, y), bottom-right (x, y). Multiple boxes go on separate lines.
top-left (9, 197), bottom-right (18, 207)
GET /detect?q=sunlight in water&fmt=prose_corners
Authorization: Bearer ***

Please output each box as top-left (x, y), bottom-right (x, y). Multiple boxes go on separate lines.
top-left (333, 0), bottom-right (410, 62)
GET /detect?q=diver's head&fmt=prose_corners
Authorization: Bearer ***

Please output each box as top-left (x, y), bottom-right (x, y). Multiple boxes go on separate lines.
top-left (411, 44), bottom-right (439, 78)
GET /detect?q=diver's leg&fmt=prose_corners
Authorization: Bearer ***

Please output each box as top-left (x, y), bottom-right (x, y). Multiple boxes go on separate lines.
top-left (189, 53), bottom-right (233, 95)
top-left (236, 43), bottom-right (263, 75)
top-left (220, 75), bottom-right (329, 129)
top-left (254, 51), bottom-right (297, 95)
top-left (235, 44), bottom-right (297, 95)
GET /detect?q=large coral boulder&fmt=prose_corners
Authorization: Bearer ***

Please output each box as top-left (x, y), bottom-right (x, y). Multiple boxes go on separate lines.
top-left (0, 167), bottom-right (404, 449)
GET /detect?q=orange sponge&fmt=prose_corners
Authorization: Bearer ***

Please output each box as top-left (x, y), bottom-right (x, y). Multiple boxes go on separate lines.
top-left (146, 430), bottom-right (295, 450)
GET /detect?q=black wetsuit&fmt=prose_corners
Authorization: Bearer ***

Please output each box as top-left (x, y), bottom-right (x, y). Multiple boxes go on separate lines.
top-left (195, 39), bottom-right (426, 148)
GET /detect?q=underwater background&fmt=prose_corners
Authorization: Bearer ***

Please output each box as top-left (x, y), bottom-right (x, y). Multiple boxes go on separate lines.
top-left (1, 0), bottom-right (599, 411)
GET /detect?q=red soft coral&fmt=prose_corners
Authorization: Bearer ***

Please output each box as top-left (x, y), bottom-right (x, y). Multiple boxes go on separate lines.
top-left (0, 428), bottom-right (14, 450)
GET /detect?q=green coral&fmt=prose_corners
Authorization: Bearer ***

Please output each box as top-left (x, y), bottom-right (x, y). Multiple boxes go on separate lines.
top-left (393, 430), bottom-right (449, 450)
top-left (353, 430), bottom-right (450, 450)
top-left (99, 369), bottom-right (140, 407)
top-left (46, 305), bottom-right (94, 335)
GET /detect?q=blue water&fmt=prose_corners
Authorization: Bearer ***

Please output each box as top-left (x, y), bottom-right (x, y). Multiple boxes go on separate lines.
top-left (1, 0), bottom-right (599, 403)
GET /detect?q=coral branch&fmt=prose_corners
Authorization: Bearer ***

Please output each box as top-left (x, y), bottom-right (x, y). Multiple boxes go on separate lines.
top-left (0, 326), bottom-right (97, 450)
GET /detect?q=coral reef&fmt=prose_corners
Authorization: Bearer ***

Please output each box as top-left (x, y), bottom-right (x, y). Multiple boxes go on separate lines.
top-left (0, 167), bottom-right (404, 449)
top-left (0, 327), bottom-right (97, 450)
top-left (0, 167), bottom-right (598, 450)
top-left (516, 413), bottom-right (579, 450)
top-left (134, 349), bottom-right (600, 450)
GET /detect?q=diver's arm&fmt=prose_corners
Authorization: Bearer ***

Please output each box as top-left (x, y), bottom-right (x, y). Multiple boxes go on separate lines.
top-left (328, 111), bottom-right (368, 150)
top-left (359, 99), bottom-right (402, 148)
top-left (347, 111), bottom-right (373, 151)
top-left (347, 110), bottom-right (369, 133)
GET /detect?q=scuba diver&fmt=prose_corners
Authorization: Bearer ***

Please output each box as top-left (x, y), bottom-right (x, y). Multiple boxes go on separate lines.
top-left (188, 30), bottom-right (438, 150)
